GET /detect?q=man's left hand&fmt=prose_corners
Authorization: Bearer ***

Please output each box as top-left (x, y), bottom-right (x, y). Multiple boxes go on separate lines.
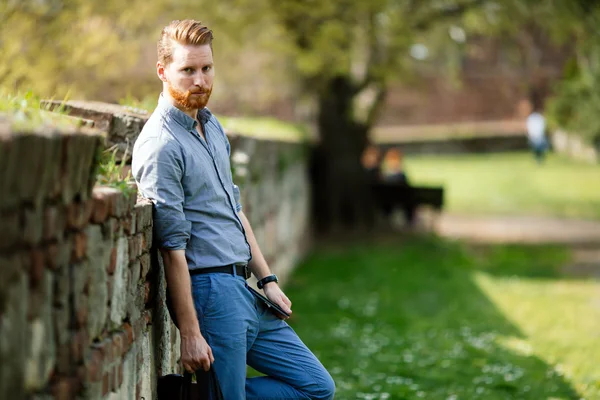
top-left (263, 284), bottom-right (292, 320)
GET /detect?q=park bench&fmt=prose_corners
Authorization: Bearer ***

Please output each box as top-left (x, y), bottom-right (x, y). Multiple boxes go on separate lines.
top-left (371, 181), bottom-right (445, 227)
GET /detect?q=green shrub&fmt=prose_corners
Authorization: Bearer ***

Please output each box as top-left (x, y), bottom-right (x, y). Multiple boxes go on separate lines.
top-left (95, 145), bottom-right (135, 198)
top-left (547, 55), bottom-right (600, 146)
top-left (0, 90), bottom-right (70, 129)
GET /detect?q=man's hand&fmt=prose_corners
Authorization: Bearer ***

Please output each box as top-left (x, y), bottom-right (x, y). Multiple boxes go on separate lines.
top-left (181, 332), bottom-right (214, 372)
top-left (263, 284), bottom-right (293, 319)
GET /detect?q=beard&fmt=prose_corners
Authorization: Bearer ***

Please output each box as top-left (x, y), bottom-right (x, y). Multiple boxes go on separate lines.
top-left (167, 82), bottom-right (212, 111)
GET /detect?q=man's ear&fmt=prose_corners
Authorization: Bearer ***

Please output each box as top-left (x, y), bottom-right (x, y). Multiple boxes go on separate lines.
top-left (157, 62), bottom-right (168, 83)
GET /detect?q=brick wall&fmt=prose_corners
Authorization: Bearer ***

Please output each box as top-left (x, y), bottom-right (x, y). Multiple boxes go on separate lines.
top-left (377, 35), bottom-right (570, 127)
top-left (0, 124), bottom-right (177, 400)
top-left (378, 76), bottom-right (525, 126)
top-left (0, 102), bottom-right (312, 399)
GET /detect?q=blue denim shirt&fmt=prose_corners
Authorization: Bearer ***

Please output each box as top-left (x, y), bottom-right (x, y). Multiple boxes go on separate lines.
top-left (132, 95), bottom-right (251, 270)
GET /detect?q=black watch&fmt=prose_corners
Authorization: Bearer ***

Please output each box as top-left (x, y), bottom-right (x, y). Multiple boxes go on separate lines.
top-left (257, 274), bottom-right (278, 289)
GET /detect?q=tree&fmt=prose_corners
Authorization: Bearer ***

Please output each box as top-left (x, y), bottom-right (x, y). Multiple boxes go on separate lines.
top-left (540, 0), bottom-right (600, 145)
top-left (460, 0), bottom-right (600, 145)
top-left (0, 0), bottom-right (158, 99)
top-left (267, 0), bottom-right (487, 231)
top-left (0, 0), bottom-right (286, 107)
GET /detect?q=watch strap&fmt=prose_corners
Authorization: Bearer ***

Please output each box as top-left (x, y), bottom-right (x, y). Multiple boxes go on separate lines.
top-left (257, 274), bottom-right (278, 289)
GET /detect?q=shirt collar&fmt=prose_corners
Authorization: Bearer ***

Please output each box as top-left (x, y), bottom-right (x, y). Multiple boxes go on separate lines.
top-left (157, 94), bottom-right (213, 130)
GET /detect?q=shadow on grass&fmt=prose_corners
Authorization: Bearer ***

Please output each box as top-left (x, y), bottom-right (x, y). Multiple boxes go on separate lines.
top-left (284, 235), bottom-right (581, 399)
top-left (466, 243), bottom-right (572, 280)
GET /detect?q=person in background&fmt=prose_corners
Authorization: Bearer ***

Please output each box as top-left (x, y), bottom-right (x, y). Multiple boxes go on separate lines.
top-left (526, 108), bottom-right (548, 164)
top-left (382, 148), bottom-right (410, 185)
top-left (380, 148), bottom-right (415, 227)
top-left (361, 145), bottom-right (382, 182)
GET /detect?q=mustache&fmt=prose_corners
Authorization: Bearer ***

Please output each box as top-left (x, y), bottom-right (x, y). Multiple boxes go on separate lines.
top-left (188, 89), bottom-right (209, 95)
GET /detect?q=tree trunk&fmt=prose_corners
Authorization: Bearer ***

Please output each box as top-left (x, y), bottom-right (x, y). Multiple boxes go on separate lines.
top-left (310, 76), bottom-right (377, 233)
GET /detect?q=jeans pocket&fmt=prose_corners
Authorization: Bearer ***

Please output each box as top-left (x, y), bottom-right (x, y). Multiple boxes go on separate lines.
top-left (191, 275), bottom-right (215, 319)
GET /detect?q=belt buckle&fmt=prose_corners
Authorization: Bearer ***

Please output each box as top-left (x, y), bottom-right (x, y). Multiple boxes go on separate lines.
top-left (243, 264), bottom-right (251, 280)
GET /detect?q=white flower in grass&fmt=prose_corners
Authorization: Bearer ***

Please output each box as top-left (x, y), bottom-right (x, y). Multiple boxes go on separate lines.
top-left (337, 297), bottom-right (350, 309)
top-left (356, 393), bottom-right (377, 400)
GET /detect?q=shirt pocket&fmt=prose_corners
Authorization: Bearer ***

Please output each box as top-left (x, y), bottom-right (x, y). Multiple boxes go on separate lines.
top-left (182, 150), bottom-right (210, 199)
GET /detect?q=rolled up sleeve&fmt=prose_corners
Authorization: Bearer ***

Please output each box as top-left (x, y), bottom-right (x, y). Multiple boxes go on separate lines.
top-left (133, 138), bottom-right (191, 250)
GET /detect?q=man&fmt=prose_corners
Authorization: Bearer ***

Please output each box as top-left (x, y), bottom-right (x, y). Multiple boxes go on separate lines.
top-left (132, 20), bottom-right (335, 399)
top-left (526, 109), bottom-right (548, 164)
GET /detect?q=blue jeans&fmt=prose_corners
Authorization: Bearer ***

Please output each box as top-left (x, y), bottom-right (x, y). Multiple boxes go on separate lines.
top-left (529, 138), bottom-right (548, 163)
top-left (191, 271), bottom-right (335, 399)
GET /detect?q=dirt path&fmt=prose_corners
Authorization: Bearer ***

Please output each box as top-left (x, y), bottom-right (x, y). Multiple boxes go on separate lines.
top-left (437, 213), bottom-right (600, 245)
top-left (436, 213), bottom-right (600, 278)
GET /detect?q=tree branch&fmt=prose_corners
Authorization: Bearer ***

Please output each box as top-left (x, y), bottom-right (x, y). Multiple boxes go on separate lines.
top-left (412, 0), bottom-right (487, 31)
top-left (365, 85), bottom-right (387, 128)
top-left (355, 10), bottom-right (387, 94)
top-left (355, 14), bottom-right (376, 93)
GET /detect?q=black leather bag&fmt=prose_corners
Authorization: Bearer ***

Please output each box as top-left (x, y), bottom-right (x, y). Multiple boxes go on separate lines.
top-left (157, 369), bottom-right (224, 400)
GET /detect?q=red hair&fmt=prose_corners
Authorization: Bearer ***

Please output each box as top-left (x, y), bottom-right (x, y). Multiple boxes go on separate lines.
top-left (157, 20), bottom-right (213, 66)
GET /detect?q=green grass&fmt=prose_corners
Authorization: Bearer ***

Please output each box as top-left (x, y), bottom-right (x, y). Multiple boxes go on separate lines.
top-left (218, 116), bottom-right (310, 143)
top-left (404, 152), bottom-right (600, 220)
top-left (0, 90), bottom-right (76, 130)
top-left (284, 237), bottom-right (600, 399)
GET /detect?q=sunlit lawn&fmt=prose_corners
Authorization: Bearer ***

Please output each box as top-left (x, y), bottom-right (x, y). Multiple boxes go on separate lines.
top-left (404, 152), bottom-right (600, 220)
top-left (218, 116), bottom-right (310, 143)
top-left (284, 237), bottom-right (600, 399)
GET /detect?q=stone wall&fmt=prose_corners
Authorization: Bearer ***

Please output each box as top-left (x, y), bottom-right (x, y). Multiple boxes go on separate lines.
top-left (41, 100), bottom-right (149, 164)
top-left (0, 124), bottom-right (179, 400)
top-left (229, 135), bottom-right (311, 284)
top-left (0, 103), bottom-right (312, 399)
